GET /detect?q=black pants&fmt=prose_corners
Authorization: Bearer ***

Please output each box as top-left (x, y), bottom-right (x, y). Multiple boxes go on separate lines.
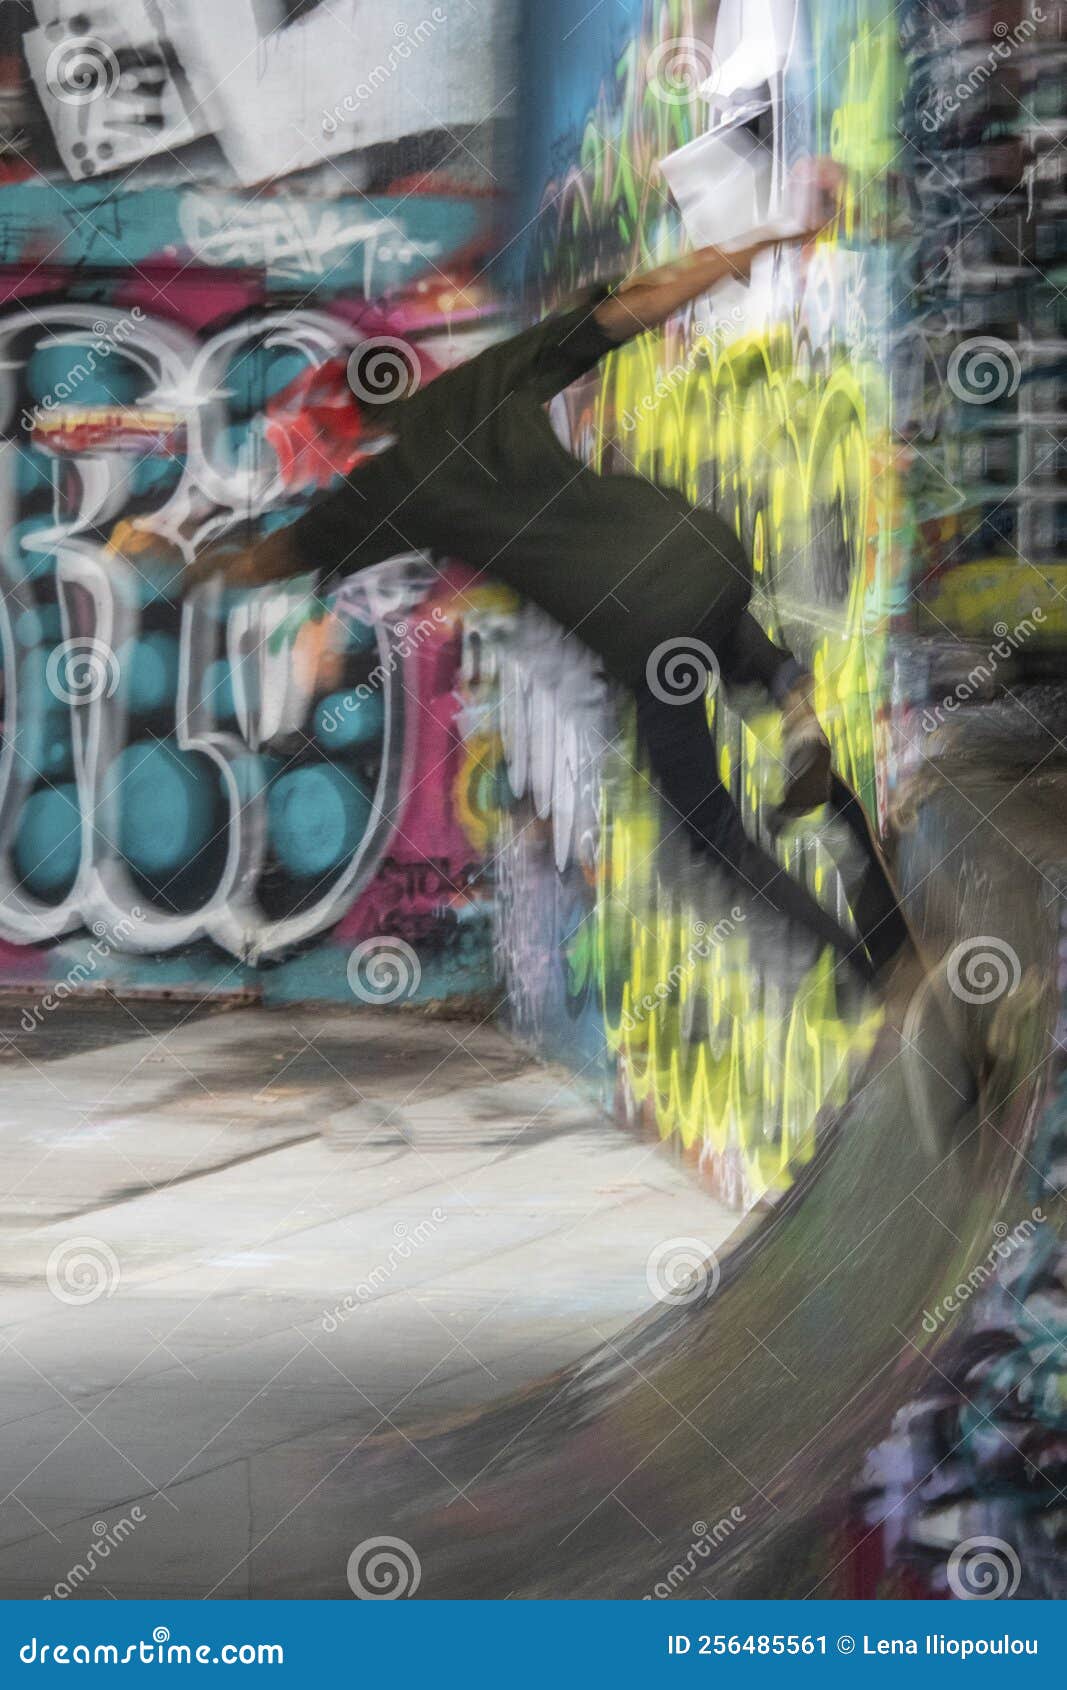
top-left (633, 608), bottom-right (873, 979)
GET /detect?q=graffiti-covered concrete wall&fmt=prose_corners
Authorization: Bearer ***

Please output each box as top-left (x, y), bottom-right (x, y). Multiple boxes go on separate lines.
top-left (0, 1), bottom-right (516, 1006)
top-left (898, 0), bottom-right (1067, 645)
top-left (466, 0), bottom-right (1067, 1220)
top-left (463, 0), bottom-right (906, 1211)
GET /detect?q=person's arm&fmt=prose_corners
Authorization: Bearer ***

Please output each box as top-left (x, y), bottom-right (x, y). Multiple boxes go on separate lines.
top-left (594, 153), bottom-right (843, 344)
top-left (593, 231), bottom-right (783, 343)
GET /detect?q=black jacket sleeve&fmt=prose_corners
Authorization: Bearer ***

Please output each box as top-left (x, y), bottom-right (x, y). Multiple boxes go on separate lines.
top-left (403, 281), bottom-right (622, 421)
top-left (514, 283), bottom-right (623, 402)
top-left (279, 283), bottom-right (621, 582)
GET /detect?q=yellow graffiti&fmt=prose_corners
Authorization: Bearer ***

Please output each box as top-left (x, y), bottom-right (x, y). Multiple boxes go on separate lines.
top-left (825, 11), bottom-right (901, 239)
top-left (919, 560), bottom-right (1067, 642)
top-left (593, 758), bottom-right (881, 1205)
top-left (593, 322), bottom-right (892, 817)
top-left (570, 315), bottom-right (894, 1197)
top-left (455, 729), bottom-right (505, 855)
top-left (516, 0), bottom-right (902, 1204)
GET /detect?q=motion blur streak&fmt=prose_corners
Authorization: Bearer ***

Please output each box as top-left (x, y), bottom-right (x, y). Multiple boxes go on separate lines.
top-left (0, 0), bottom-right (1063, 1604)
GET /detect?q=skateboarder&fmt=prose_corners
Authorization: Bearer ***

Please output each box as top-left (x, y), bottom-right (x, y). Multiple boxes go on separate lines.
top-left (186, 196), bottom-right (876, 976)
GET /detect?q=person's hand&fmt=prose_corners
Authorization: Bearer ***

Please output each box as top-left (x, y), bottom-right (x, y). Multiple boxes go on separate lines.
top-left (734, 159), bottom-right (845, 261)
top-left (787, 155), bottom-right (845, 239)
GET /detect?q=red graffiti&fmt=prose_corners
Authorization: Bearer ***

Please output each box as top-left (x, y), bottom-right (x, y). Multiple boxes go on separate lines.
top-left (263, 355), bottom-right (367, 491)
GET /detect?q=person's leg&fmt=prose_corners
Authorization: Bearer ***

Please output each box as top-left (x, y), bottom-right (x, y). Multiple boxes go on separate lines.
top-left (633, 683), bottom-right (744, 861)
top-left (633, 677), bottom-right (873, 978)
top-left (710, 608), bottom-right (831, 817)
top-left (715, 607), bottom-right (796, 695)
top-left (680, 506), bottom-right (832, 814)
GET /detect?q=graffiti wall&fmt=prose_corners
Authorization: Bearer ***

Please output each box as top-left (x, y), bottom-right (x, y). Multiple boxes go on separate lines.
top-left (461, 0), bottom-right (907, 1210)
top-left (898, 0), bottom-right (1067, 646)
top-left (0, 1), bottom-right (515, 1005)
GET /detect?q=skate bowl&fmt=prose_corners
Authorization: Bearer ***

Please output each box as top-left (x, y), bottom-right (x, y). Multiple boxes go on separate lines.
top-left (252, 748), bottom-right (1065, 1599)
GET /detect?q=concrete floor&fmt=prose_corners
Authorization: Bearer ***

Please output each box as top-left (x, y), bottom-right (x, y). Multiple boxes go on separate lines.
top-left (0, 1000), bottom-right (732, 1597)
